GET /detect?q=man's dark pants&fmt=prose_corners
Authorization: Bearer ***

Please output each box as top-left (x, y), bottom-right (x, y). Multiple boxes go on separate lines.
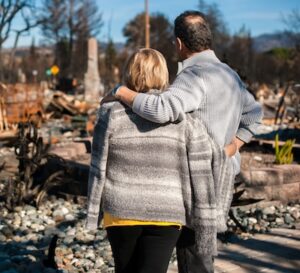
top-left (176, 227), bottom-right (214, 273)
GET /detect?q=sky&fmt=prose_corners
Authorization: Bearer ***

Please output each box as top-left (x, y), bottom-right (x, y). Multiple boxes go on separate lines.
top-left (3, 0), bottom-right (300, 48)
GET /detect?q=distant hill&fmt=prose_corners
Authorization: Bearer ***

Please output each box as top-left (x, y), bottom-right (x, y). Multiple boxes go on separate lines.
top-left (253, 32), bottom-right (294, 53)
top-left (3, 33), bottom-right (295, 55)
top-left (99, 42), bottom-right (125, 53)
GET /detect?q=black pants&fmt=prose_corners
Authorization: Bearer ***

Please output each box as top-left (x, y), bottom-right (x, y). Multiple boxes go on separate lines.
top-left (107, 225), bottom-right (181, 273)
top-left (176, 227), bottom-right (214, 273)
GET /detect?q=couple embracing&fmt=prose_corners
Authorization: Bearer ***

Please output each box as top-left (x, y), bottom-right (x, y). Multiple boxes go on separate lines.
top-left (86, 10), bottom-right (262, 273)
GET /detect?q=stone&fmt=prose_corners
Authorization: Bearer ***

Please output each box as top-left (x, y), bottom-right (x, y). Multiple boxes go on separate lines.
top-left (61, 207), bottom-right (69, 215)
top-left (31, 223), bottom-right (43, 231)
top-left (275, 217), bottom-right (284, 225)
top-left (262, 206), bottom-right (276, 215)
top-left (291, 209), bottom-right (300, 220)
top-left (85, 250), bottom-right (95, 260)
top-left (94, 257), bottom-right (105, 268)
top-left (23, 205), bottom-right (36, 212)
top-left (284, 214), bottom-right (294, 224)
top-left (27, 254), bottom-right (37, 262)
top-left (44, 227), bottom-right (60, 237)
top-left (65, 214), bottom-right (75, 221)
top-left (66, 228), bottom-right (76, 236)
top-left (12, 235), bottom-right (22, 242)
top-left (26, 245), bottom-right (38, 251)
top-left (84, 37), bottom-right (104, 101)
top-left (248, 217), bottom-right (258, 225)
top-left (1, 226), bottom-right (13, 237)
top-left (0, 233), bottom-right (6, 241)
top-left (63, 236), bottom-right (75, 245)
top-left (14, 206), bottom-right (23, 213)
top-left (52, 209), bottom-right (64, 218)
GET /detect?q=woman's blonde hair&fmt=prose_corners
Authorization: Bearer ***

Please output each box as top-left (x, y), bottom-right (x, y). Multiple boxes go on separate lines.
top-left (123, 48), bottom-right (169, 93)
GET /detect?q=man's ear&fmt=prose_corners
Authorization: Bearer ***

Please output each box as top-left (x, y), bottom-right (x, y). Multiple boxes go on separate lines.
top-left (176, 37), bottom-right (183, 50)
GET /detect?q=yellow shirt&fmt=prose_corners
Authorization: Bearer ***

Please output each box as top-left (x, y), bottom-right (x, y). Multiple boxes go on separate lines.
top-left (103, 213), bottom-right (182, 229)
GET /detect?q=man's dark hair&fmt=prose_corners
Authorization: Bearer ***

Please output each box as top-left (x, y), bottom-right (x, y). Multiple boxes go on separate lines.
top-left (174, 10), bottom-right (212, 52)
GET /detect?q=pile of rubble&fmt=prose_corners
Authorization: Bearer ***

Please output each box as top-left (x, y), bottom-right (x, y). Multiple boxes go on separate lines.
top-left (0, 82), bottom-right (100, 145)
top-left (228, 203), bottom-right (300, 234)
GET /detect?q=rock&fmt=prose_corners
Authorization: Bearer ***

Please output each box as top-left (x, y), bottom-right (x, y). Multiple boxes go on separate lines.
top-left (263, 206), bottom-right (276, 215)
top-left (0, 233), bottom-right (6, 241)
top-left (23, 205), bottom-right (36, 212)
top-left (248, 217), bottom-right (258, 225)
top-left (94, 257), bottom-right (105, 268)
top-left (267, 214), bottom-right (276, 222)
top-left (25, 233), bottom-right (38, 242)
top-left (44, 218), bottom-right (56, 225)
top-left (291, 209), bottom-right (300, 220)
top-left (71, 258), bottom-right (80, 265)
top-left (31, 223), bottom-right (43, 231)
top-left (66, 253), bottom-right (74, 260)
top-left (26, 210), bottom-right (36, 216)
top-left (52, 209), bottom-right (64, 218)
top-left (66, 228), bottom-right (76, 236)
top-left (85, 250), bottom-right (95, 260)
top-left (65, 214), bottom-right (75, 221)
top-left (61, 207), bottom-right (70, 215)
top-left (74, 251), bottom-right (83, 259)
top-left (13, 206), bottom-right (23, 213)
top-left (27, 254), bottom-right (37, 262)
top-left (275, 217), bottom-right (284, 225)
top-left (12, 235), bottom-right (22, 242)
top-left (44, 227), bottom-right (60, 237)
top-left (26, 245), bottom-right (38, 251)
top-left (284, 214), bottom-right (294, 225)
top-left (75, 232), bottom-right (84, 242)
top-left (54, 215), bottom-right (65, 222)
top-left (253, 156), bottom-right (262, 161)
top-left (1, 226), bottom-right (13, 237)
top-left (63, 236), bottom-right (75, 245)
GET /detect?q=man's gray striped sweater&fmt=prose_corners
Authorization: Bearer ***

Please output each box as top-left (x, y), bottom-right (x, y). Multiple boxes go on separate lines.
top-left (86, 100), bottom-right (235, 255)
top-left (132, 50), bottom-right (263, 173)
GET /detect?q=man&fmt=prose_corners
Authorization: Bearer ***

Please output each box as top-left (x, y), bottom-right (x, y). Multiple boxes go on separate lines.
top-left (109, 10), bottom-right (263, 273)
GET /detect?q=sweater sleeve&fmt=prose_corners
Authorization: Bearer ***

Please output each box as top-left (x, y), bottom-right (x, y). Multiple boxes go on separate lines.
top-left (185, 114), bottom-right (217, 255)
top-left (132, 67), bottom-right (205, 123)
top-left (86, 105), bottom-right (113, 230)
top-left (237, 88), bottom-right (263, 143)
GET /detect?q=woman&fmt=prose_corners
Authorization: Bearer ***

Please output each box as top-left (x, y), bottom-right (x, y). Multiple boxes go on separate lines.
top-left (86, 48), bottom-right (222, 273)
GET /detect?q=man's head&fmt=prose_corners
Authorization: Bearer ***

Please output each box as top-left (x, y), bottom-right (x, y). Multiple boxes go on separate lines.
top-left (174, 10), bottom-right (212, 60)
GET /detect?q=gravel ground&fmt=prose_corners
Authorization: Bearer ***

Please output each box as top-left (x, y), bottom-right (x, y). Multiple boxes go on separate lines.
top-left (0, 146), bottom-right (299, 273)
top-left (0, 194), bottom-right (299, 273)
